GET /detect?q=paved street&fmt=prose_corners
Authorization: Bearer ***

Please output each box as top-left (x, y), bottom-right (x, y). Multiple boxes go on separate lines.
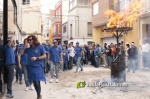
top-left (1, 65), bottom-right (150, 99)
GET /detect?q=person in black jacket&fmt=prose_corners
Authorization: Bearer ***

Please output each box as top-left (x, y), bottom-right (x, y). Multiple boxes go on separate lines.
top-left (127, 44), bottom-right (137, 73)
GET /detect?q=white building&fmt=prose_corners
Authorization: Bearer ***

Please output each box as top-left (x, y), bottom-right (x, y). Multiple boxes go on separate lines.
top-left (42, 14), bottom-right (50, 43)
top-left (21, 0), bottom-right (43, 43)
top-left (67, 0), bottom-right (93, 46)
top-left (62, 0), bottom-right (69, 45)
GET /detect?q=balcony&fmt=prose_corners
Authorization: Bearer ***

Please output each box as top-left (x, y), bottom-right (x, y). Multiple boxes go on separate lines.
top-left (141, 0), bottom-right (150, 14)
top-left (112, 0), bottom-right (150, 14)
top-left (111, 0), bottom-right (130, 12)
top-left (51, 16), bottom-right (61, 24)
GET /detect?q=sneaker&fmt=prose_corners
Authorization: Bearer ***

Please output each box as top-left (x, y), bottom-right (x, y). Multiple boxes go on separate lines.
top-left (7, 93), bottom-right (14, 98)
top-left (25, 87), bottom-right (29, 91)
top-left (29, 84), bottom-right (34, 90)
top-left (54, 74), bottom-right (56, 77)
top-left (56, 79), bottom-right (59, 83)
top-left (49, 79), bottom-right (54, 83)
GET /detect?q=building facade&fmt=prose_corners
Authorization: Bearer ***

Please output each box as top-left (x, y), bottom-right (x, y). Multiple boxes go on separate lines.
top-left (50, 1), bottom-right (62, 45)
top-left (42, 14), bottom-right (49, 43)
top-left (7, 0), bottom-right (22, 43)
top-left (62, 0), bottom-right (69, 45)
top-left (92, 0), bottom-right (150, 48)
top-left (21, 0), bottom-right (43, 43)
top-left (67, 0), bottom-right (93, 46)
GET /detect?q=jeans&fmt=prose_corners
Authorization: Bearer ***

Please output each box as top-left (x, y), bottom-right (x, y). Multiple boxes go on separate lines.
top-left (108, 56), bottom-right (113, 66)
top-left (33, 81), bottom-right (41, 98)
top-left (50, 62), bottom-right (59, 79)
top-left (95, 56), bottom-right (100, 67)
top-left (68, 56), bottom-right (73, 70)
top-left (142, 52), bottom-right (149, 68)
top-left (127, 59), bottom-right (136, 73)
top-left (6, 65), bottom-right (15, 95)
top-left (15, 65), bottom-right (22, 82)
top-left (22, 65), bottom-right (31, 87)
top-left (76, 57), bottom-right (83, 72)
top-left (63, 59), bottom-right (68, 70)
top-left (0, 64), bottom-right (3, 93)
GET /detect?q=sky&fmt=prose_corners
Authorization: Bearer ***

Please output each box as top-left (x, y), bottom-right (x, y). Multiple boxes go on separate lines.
top-left (41, 0), bottom-right (59, 13)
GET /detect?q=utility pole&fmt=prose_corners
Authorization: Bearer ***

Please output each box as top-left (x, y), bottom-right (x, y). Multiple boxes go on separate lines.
top-left (3, 0), bottom-right (8, 84)
top-left (3, 0), bottom-right (8, 45)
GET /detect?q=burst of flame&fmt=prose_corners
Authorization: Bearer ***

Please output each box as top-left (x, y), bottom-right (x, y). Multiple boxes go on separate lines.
top-left (105, 0), bottom-right (142, 28)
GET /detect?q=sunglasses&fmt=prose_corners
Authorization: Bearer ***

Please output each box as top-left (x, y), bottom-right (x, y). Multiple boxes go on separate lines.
top-left (27, 39), bottom-right (33, 42)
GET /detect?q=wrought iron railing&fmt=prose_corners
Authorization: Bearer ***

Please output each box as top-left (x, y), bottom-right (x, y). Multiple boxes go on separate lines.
top-left (141, 0), bottom-right (150, 13)
top-left (112, 0), bottom-right (150, 14)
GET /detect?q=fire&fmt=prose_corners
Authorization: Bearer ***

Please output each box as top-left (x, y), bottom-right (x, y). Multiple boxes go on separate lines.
top-left (105, 0), bottom-right (143, 28)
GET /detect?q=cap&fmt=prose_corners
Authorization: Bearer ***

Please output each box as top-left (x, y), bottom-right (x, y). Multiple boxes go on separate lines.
top-left (53, 40), bottom-right (57, 43)
top-left (76, 41), bottom-right (79, 44)
top-left (7, 37), bottom-right (12, 41)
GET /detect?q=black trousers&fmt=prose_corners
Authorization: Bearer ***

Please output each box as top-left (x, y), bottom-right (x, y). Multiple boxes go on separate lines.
top-left (33, 81), bottom-right (41, 98)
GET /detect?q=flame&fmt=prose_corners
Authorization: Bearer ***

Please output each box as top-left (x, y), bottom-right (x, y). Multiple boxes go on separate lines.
top-left (105, 0), bottom-right (143, 28)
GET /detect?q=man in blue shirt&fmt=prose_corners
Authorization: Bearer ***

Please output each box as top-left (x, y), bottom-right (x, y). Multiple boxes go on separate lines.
top-left (74, 41), bottom-right (83, 73)
top-left (42, 43), bottom-right (49, 75)
top-left (4, 36), bottom-right (15, 98)
top-left (94, 44), bottom-right (100, 67)
top-left (48, 40), bottom-right (63, 83)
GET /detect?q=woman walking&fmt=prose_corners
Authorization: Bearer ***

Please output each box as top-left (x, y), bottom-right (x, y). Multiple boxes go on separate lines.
top-left (19, 35), bottom-right (46, 99)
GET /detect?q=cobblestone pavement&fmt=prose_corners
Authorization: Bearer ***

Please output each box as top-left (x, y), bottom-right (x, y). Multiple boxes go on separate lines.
top-left (1, 65), bottom-right (150, 99)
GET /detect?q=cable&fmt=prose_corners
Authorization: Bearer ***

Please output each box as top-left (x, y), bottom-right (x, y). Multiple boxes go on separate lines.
top-left (25, 4), bottom-right (41, 13)
top-left (22, 3), bottom-right (52, 9)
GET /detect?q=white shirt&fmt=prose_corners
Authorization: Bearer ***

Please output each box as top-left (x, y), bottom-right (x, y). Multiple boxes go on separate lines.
top-left (68, 47), bottom-right (75, 57)
top-left (142, 43), bottom-right (150, 52)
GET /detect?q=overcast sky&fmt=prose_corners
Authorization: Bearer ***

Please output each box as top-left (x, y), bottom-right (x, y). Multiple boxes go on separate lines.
top-left (41, 0), bottom-right (59, 13)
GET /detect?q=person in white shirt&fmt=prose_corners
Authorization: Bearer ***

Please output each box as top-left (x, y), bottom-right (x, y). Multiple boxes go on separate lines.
top-left (141, 40), bottom-right (150, 69)
top-left (68, 43), bottom-right (75, 70)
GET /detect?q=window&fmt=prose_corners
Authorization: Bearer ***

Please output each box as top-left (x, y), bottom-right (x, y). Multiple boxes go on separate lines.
top-left (63, 25), bottom-right (67, 33)
top-left (93, 2), bottom-right (99, 15)
top-left (70, 24), bottom-right (72, 37)
top-left (78, 0), bottom-right (91, 6)
top-left (146, 24), bottom-right (150, 37)
top-left (119, 0), bottom-right (130, 11)
top-left (69, 0), bottom-right (77, 10)
top-left (47, 33), bottom-right (49, 37)
top-left (87, 22), bottom-right (92, 37)
top-left (56, 9), bottom-right (61, 18)
top-left (53, 25), bottom-right (56, 35)
top-left (22, 0), bottom-right (30, 5)
top-left (58, 23), bottom-right (62, 34)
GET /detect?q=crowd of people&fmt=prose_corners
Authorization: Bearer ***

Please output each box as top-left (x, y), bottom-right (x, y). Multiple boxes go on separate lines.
top-left (0, 34), bottom-right (149, 99)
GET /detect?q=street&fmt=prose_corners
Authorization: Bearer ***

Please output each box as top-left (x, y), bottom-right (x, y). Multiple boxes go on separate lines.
top-left (1, 65), bottom-right (150, 99)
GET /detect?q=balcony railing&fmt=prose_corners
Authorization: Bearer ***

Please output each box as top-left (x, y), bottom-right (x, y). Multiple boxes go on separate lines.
top-left (112, 0), bottom-right (150, 14)
top-left (141, 0), bottom-right (150, 14)
top-left (111, 0), bottom-right (130, 12)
